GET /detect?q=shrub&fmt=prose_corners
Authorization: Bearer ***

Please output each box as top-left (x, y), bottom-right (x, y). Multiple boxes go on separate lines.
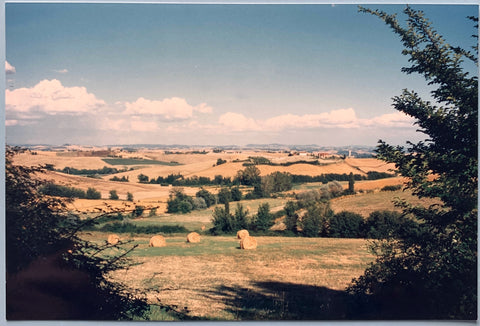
top-left (300, 202), bottom-right (331, 237)
top-left (109, 190), bottom-right (119, 200)
top-left (195, 188), bottom-right (216, 207)
top-left (126, 192), bottom-right (134, 201)
top-left (86, 187), bottom-right (101, 199)
top-left (133, 205), bottom-right (145, 218)
top-left (253, 203), bottom-right (274, 232)
top-left (380, 185), bottom-right (402, 191)
top-left (38, 183), bottom-right (86, 199)
top-left (328, 211), bottom-right (364, 238)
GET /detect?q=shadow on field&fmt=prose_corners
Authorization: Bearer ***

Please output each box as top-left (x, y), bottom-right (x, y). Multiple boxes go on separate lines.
top-left (201, 281), bottom-right (376, 320)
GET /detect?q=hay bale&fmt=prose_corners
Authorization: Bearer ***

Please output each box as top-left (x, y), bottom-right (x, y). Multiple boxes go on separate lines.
top-left (187, 232), bottom-right (201, 243)
top-left (236, 229), bottom-right (249, 239)
top-left (107, 234), bottom-right (120, 245)
top-left (240, 236), bottom-right (257, 250)
top-left (149, 235), bottom-right (166, 247)
top-left (201, 225), bottom-right (206, 231)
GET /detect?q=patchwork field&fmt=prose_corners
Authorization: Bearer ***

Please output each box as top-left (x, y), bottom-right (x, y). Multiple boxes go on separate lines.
top-left (13, 147), bottom-right (425, 320)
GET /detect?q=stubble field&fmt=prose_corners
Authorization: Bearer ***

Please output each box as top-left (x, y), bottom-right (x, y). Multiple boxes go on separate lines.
top-left (15, 148), bottom-right (420, 319)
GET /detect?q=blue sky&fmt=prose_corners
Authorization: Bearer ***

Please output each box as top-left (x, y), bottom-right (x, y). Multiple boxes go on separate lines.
top-left (4, 3), bottom-right (478, 146)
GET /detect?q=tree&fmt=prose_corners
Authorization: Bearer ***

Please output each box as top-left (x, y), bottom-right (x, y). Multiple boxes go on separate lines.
top-left (299, 201), bottom-right (332, 237)
top-left (109, 190), bottom-right (119, 200)
top-left (348, 7), bottom-right (478, 319)
top-left (233, 203), bottom-right (249, 230)
top-left (126, 192), bottom-right (134, 201)
top-left (327, 211), bottom-right (364, 238)
top-left (230, 186), bottom-right (243, 202)
top-left (284, 201), bottom-right (299, 233)
top-left (86, 187), bottom-right (101, 199)
top-left (253, 203), bottom-right (274, 232)
top-left (196, 188), bottom-right (216, 207)
top-left (5, 147), bottom-right (149, 319)
top-left (347, 172), bottom-right (355, 194)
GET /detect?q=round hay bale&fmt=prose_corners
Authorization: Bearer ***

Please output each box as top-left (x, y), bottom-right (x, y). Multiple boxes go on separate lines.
top-left (236, 229), bottom-right (249, 239)
top-left (201, 225), bottom-right (206, 231)
top-left (149, 235), bottom-right (166, 247)
top-left (187, 232), bottom-right (201, 243)
top-left (107, 234), bottom-right (120, 245)
top-left (240, 236), bottom-right (257, 250)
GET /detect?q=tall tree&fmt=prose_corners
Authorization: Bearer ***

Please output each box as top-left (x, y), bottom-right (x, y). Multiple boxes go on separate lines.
top-left (348, 7), bottom-right (478, 319)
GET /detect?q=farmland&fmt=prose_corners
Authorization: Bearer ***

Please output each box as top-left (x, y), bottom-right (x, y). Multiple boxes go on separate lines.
top-left (12, 146), bottom-right (430, 320)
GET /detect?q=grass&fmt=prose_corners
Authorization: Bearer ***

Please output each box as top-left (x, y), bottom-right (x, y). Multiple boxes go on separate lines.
top-left (102, 234), bottom-right (374, 320)
top-left (330, 189), bottom-right (442, 217)
top-left (102, 158), bottom-right (182, 166)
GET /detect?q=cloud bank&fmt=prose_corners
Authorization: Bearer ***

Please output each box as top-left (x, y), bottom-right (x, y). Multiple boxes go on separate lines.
top-left (5, 79), bottom-right (416, 145)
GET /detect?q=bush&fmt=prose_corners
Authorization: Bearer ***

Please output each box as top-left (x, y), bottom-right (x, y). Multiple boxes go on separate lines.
top-left (252, 203), bottom-right (274, 232)
top-left (300, 202), bottom-right (332, 237)
top-left (380, 185), bottom-right (402, 191)
top-left (196, 188), bottom-right (216, 207)
top-left (328, 211), bottom-right (364, 238)
top-left (38, 183), bottom-right (86, 199)
top-left (86, 187), bottom-right (101, 199)
top-left (364, 210), bottom-right (421, 239)
top-left (126, 192), bottom-right (134, 201)
top-left (109, 190), bottom-right (119, 200)
top-left (133, 205), bottom-right (145, 218)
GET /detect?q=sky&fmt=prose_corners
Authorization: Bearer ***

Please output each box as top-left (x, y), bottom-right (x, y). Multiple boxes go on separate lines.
top-left (4, 3), bottom-right (478, 146)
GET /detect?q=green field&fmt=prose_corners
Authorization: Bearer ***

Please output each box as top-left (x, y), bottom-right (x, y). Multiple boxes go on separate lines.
top-left (102, 158), bottom-right (182, 166)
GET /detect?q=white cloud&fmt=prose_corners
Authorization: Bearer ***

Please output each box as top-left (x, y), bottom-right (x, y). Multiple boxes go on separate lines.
top-left (364, 111), bottom-right (415, 128)
top-left (5, 79), bottom-right (106, 116)
top-left (5, 61), bottom-right (16, 74)
top-left (123, 97), bottom-right (213, 121)
top-left (130, 119), bottom-right (158, 131)
top-left (215, 108), bottom-right (415, 133)
top-left (54, 68), bottom-right (69, 74)
top-left (218, 112), bottom-right (262, 131)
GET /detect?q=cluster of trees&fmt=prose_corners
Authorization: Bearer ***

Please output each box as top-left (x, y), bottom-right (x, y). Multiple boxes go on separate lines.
top-left (57, 166), bottom-right (131, 176)
top-left (110, 175), bottom-right (129, 182)
top-left (137, 169), bottom-right (394, 189)
top-left (167, 187), bottom-right (243, 214)
top-left (210, 202), bottom-right (275, 234)
top-left (6, 147), bottom-right (150, 320)
top-left (39, 183), bottom-right (102, 200)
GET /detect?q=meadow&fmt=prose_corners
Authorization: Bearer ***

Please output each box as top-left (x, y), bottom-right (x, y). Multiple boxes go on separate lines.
top-left (14, 147), bottom-right (423, 320)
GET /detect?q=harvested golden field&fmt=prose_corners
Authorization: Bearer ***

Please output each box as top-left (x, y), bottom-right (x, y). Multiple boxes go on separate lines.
top-left (344, 157), bottom-right (396, 174)
top-left (330, 189), bottom-right (442, 217)
top-left (101, 235), bottom-right (374, 320)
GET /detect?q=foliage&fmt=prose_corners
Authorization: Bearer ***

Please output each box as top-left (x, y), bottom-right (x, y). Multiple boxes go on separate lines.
top-left (195, 188), bottom-right (216, 207)
top-left (347, 172), bottom-right (355, 195)
top-left (299, 201), bottom-right (332, 237)
top-left (167, 187), bottom-right (194, 214)
top-left (380, 184), bottom-right (402, 192)
top-left (233, 203), bottom-right (250, 230)
top-left (59, 166), bottom-right (128, 176)
top-left (86, 187), bottom-right (101, 199)
top-left (231, 186), bottom-right (243, 201)
top-left (327, 211), bottom-right (364, 238)
top-left (252, 203), bottom-right (274, 232)
top-left (210, 207), bottom-right (234, 234)
top-left (349, 7), bottom-right (478, 319)
top-left (39, 182), bottom-right (87, 199)
top-left (5, 147), bottom-right (149, 320)
top-left (216, 158), bottom-right (227, 165)
top-left (98, 222), bottom-right (188, 234)
top-left (127, 192), bottom-right (134, 201)
top-left (284, 201), bottom-right (300, 232)
top-left (133, 205), bottom-right (145, 217)
top-left (363, 210), bottom-right (421, 239)
top-left (110, 175), bottom-right (129, 182)
top-left (109, 190), bottom-right (119, 200)
top-left (137, 173), bottom-right (149, 183)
